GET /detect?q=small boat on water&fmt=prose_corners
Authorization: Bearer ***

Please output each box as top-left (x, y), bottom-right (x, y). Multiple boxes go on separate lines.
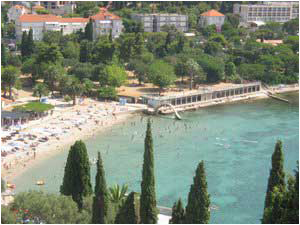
top-left (36, 180), bottom-right (45, 185)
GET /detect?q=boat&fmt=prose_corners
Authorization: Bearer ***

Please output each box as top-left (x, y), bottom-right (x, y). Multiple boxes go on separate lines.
top-left (36, 180), bottom-right (45, 185)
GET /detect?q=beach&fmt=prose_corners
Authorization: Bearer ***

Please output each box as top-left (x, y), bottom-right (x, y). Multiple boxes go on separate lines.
top-left (1, 98), bottom-right (145, 183)
top-left (1, 84), bottom-right (298, 184)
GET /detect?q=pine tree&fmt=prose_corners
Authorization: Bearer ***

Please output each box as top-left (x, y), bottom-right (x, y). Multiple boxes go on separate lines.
top-left (21, 31), bottom-right (28, 58)
top-left (60, 140), bottom-right (92, 209)
top-left (169, 198), bottom-right (185, 224)
top-left (27, 28), bottom-right (34, 56)
top-left (185, 161), bottom-right (210, 224)
top-left (264, 140), bottom-right (285, 209)
top-left (85, 18), bottom-right (93, 41)
top-left (92, 151), bottom-right (109, 224)
top-left (140, 119), bottom-right (158, 224)
top-left (115, 192), bottom-right (140, 224)
top-left (1, 43), bottom-right (7, 66)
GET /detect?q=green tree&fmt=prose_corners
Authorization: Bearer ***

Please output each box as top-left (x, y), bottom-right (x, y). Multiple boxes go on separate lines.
top-left (20, 31), bottom-right (28, 58)
top-left (61, 41), bottom-right (80, 60)
top-left (133, 32), bottom-right (144, 57)
top-left (98, 86), bottom-right (117, 100)
top-left (92, 37), bottom-right (115, 64)
top-left (60, 140), bottom-right (92, 209)
top-left (33, 83), bottom-right (49, 100)
top-left (186, 59), bottom-right (206, 89)
top-left (238, 63), bottom-right (265, 81)
top-left (85, 18), bottom-right (93, 41)
top-left (64, 76), bottom-right (84, 105)
top-left (264, 140), bottom-right (285, 210)
top-left (42, 31), bottom-right (62, 44)
top-left (225, 62), bottom-right (236, 78)
top-left (204, 41), bottom-right (223, 56)
top-left (283, 36), bottom-right (299, 53)
top-left (115, 192), bottom-right (141, 224)
top-left (283, 18), bottom-right (299, 35)
top-left (80, 40), bottom-right (93, 63)
top-left (148, 60), bottom-right (176, 95)
top-left (185, 161), bottom-right (210, 224)
top-left (1, 43), bottom-right (7, 66)
top-left (27, 28), bottom-right (34, 56)
top-left (1, 65), bottom-right (20, 99)
top-left (36, 43), bottom-right (63, 64)
top-left (43, 63), bottom-right (64, 94)
top-left (92, 152), bottom-right (109, 224)
top-left (10, 191), bottom-right (90, 223)
top-left (104, 64), bottom-right (127, 87)
top-left (169, 198), bottom-right (185, 224)
top-left (140, 119), bottom-right (158, 224)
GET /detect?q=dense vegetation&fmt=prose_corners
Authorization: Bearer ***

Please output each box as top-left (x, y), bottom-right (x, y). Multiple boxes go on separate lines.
top-left (1, 2), bottom-right (299, 101)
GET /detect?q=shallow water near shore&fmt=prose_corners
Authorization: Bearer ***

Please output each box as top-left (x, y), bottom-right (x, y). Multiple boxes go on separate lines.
top-left (13, 92), bottom-right (299, 224)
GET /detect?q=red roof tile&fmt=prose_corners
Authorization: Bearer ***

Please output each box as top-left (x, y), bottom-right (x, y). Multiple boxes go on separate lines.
top-left (19, 14), bottom-right (88, 23)
top-left (201, 10), bottom-right (224, 17)
top-left (90, 10), bottom-right (121, 20)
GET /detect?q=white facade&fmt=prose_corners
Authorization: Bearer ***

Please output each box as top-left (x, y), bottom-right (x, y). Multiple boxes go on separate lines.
top-left (199, 16), bottom-right (225, 28)
top-left (16, 15), bottom-right (88, 41)
top-left (233, 1), bottom-right (299, 23)
top-left (7, 5), bottom-right (29, 22)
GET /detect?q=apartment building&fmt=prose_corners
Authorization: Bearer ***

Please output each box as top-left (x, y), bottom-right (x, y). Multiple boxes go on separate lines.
top-left (7, 4), bottom-right (29, 22)
top-left (131, 13), bottom-right (188, 32)
top-left (233, 1), bottom-right (299, 23)
top-left (16, 14), bottom-right (88, 40)
top-left (35, 1), bottom-right (76, 15)
top-left (15, 9), bottom-right (122, 41)
top-left (91, 8), bottom-right (123, 39)
top-left (198, 10), bottom-right (225, 30)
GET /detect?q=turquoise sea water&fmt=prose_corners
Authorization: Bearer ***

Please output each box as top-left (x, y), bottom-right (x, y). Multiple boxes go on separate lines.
top-left (13, 92), bottom-right (299, 224)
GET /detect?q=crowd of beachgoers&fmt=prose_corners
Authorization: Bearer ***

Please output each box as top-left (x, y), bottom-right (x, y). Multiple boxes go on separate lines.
top-left (1, 98), bottom-right (146, 182)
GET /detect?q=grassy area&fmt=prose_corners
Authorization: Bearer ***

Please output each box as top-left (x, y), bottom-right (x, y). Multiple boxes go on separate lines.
top-left (13, 102), bottom-right (54, 113)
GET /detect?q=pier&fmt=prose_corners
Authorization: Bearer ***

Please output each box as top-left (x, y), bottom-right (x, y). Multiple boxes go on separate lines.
top-left (142, 82), bottom-right (262, 114)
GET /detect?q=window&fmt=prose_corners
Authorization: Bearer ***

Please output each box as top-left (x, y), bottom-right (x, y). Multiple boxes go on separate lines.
top-left (182, 98), bottom-right (186, 104)
top-left (176, 98), bottom-right (181, 105)
top-left (171, 99), bottom-right (176, 105)
top-left (197, 95), bottom-right (201, 101)
top-left (187, 96), bottom-right (191, 103)
top-left (192, 96), bottom-right (197, 102)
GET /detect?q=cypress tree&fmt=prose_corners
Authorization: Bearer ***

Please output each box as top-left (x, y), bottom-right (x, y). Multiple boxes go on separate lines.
top-left (108, 29), bottom-right (113, 42)
top-left (185, 161), bottom-right (210, 224)
top-left (92, 151), bottom-right (109, 224)
top-left (27, 28), bottom-right (34, 56)
top-left (115, 192), bottom-right (140, 224)
top-left (21, 31), bottom-right (28, 58)
top-left (140, 119), bottom-right (158, 224)
top-left (60, 140), bottom-right (92, 209)
top-left (1, 43), bottom-right (7, 66)
top-left (169, 198), bottom-right (185, 224)
top-left (85, 18), bottom-right (93, 41)
top-left (262, 187), bottom-right (285, 224)
top-left (264, 140), bottom-right (285, 210)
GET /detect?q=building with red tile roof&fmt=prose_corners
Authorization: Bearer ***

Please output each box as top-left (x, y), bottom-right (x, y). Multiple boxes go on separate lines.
top-left (90, 8), bottom-right (123, 39)
top-left (7, 4), bottom-right (29, 22)
top-left (199, 9), bottom-right (225, 31)
top-left (16, 9), bottom-right (122, 41)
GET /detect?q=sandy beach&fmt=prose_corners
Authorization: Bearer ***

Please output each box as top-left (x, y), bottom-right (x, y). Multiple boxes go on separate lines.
top-left (1, 84), bottom-right (298, 185)
top-left (1, 98), bottom-right (145, 183)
